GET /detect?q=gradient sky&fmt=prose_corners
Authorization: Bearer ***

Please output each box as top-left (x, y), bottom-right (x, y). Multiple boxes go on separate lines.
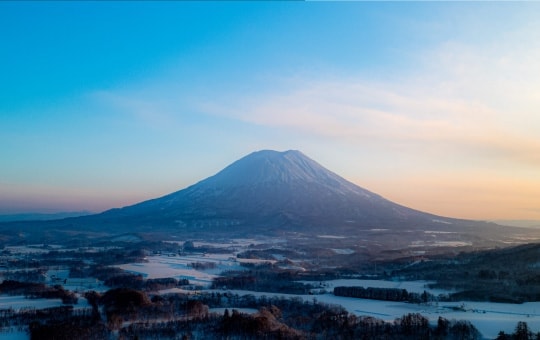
top-left (2, 2), bottom-right (540, 220)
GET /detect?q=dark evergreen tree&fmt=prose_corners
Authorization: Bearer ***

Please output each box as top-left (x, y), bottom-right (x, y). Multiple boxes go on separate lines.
top-left (515, 321), bottom-right (531, 340)
top-left (496, 331), bottom-right (511, 340)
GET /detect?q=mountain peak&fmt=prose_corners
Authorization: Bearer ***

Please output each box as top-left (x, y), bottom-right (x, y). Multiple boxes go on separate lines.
top-left (95, 149), bottom-right (453, 232)
top-left (199, 149), bottom-right (345, 188)
top-left (5, 149), bottom-right (528, 253)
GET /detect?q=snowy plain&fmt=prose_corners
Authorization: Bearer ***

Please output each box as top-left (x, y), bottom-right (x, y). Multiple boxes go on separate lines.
top-left (3, 241), bottom-right (540, 338)
top-left (117, 251), bottom-right (540, 338)
top-left (198, 288), bottom-right (540, 339)
top-left (112, 245), bottom-right (540, 338)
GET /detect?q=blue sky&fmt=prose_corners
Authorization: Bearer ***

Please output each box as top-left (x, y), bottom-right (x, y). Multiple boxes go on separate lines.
top-left (2, 2), bottom-right (540, 219)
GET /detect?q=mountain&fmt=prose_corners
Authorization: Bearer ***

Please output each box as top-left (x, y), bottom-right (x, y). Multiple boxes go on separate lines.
top-left (87, 150), bottom-right (483, 233)
top-left (3, 149), bottom-right (537, 250)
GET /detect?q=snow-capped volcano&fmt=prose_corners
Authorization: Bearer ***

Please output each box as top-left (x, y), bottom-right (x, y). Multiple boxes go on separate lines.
top-left (3, 149), bottom-right (531, 249)
top-left (92, 150), bottom-right (452, 231)
top-left (200, 150), bottom-right (360, 188)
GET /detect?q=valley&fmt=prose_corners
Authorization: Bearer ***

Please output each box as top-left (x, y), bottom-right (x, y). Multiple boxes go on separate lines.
top-left (2, 233), bottom-right (540, 339)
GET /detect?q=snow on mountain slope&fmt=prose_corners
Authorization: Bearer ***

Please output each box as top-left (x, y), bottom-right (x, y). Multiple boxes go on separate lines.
top-left (5, 149), bottom-right (532, 250)
top-left (94, 150), bottom-right (453, 231)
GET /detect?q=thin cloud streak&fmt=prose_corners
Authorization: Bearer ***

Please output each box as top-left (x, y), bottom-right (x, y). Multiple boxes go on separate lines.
top-left (202, 80), bottom-right (540, 169)
top-left (91, 90), bottom-right (176, 128)
top-left (199, 36), bottom-right (540, 170)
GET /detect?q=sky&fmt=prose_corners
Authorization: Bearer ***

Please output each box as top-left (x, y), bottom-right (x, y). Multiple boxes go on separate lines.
top-left (1, 1), bottom-right (540, 220)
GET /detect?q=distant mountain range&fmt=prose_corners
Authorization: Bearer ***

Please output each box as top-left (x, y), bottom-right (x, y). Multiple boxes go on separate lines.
top-left (0, 211), bottom-right (92, 223)
top-left (2, 150), bottom-right (539, 249)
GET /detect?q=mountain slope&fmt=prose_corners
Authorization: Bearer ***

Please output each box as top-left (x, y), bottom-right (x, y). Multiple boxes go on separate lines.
top-left (2, 149), bottom-right (539, 250)
top-left (92, 150), bottom-right (461, 231)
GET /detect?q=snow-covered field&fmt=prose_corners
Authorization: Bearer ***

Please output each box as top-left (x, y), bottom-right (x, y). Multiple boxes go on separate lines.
top-left (116, 240), bottom-right (282, 287)
top-left (0, 294), bottom-right (90, 312)
top-left (201, 288), bottom-right (540, 339)
top-left (117, 253), bottom-right (246, 286)
top-left (46, 269), bottom-right (106, 292)
top-left (317, 294), bottom-right (540, 339)
top-left (4, 245), bottom-right (49, 255)
top-left (4, 239), bottom-right (540, 338)
top-left (115, 240), bottom-right (540, 338)
top-left (193, 238), bottom-right (271, 248)
top-left (0, 295), bottom-right (63, 311)
top-left (3, 285), bottom-right (536, 339)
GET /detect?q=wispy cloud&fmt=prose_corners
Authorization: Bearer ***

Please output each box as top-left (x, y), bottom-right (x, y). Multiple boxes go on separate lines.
top-left (90, 90), bottom-right (177, 128)
top-left (198, 28), bottom-right (540, 170)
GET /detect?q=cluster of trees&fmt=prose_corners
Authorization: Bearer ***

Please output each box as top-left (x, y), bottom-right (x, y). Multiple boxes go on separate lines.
top-left (212, 269), bottom-right (313, 294)
top-left (115, 308), bottom-right (481, 339)
top-left (334, 286), bottom-right (436, 303)
top-left (118, 318), bottom-right (213, 340)
top-left (496, 321), bottom-right (540, 340)
top-left (220, 306), bottom-right (303, 339)
top-left (1, 305), bottom-right (95, 337)
top-left (0, 280), bottom-right (46, 295)
top-left (182, 240), bottom-right (232, 254)
top-left (101, 290), bottom-right (481, 339)
top-left (146, 277), bottom-right (189, 291)
top-left (28, 315), bottom-right (108, 340)
top-left (69, 264), bottom-right (189, 291)
top-left (189, 261), bottom-right (217, 270)
top-left (2, 269), bottom-right (47, 283)
top-left (311, 311), bottom-right (480, 340)
top-left (0, 286), bottom-right (489, 339)
top-left (391, 243), bottom-right (540, 303)
top-left (237, 248), bottom-right (300, 261)
top-left (8, 239), bottom-right (540, 338)
top-left (2, 244), bottom-right (149, 274)
top-left (0, 280), bottom-right (77, 304)
top-left (7, 285), bottom-right (540, 339)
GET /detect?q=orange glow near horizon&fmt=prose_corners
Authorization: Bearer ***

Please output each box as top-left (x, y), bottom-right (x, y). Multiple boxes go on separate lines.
top-left (365, 174), bottom-right (540, 221)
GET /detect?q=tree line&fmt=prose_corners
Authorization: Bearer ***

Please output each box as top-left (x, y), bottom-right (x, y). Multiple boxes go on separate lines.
top-left (334, 286), bottom-right (436, 303)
